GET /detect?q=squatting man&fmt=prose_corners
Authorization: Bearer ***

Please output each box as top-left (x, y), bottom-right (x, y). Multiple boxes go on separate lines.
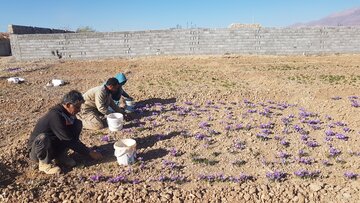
top-left (28, 90), bottom-right (103, 174)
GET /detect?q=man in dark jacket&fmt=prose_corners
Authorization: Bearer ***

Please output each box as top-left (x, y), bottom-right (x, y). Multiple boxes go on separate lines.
top-left (28, 90), bottom-right (103, 174)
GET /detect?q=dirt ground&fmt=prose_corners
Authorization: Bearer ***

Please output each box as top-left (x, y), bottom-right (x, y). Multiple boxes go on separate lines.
top-left (1, 54), bottom-right (360, 202)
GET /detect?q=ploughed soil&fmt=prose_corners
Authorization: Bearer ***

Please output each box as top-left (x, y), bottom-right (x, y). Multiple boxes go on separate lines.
top-left (1, 54), bottom-right (360, 202)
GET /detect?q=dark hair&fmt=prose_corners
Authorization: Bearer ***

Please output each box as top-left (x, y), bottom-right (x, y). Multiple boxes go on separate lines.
top-left (61, 90), bottom-right (84, 104)
top-left (106, 77), bottom-right (120, 86)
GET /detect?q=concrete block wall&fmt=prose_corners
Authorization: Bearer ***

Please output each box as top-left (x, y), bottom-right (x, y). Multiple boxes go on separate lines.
top-left (10, 27), bottom-right (360, 60)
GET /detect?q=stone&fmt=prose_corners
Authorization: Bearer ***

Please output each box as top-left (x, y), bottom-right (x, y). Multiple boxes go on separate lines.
top-left (297, 193), bottom-right (306, 203)
top-left (244, 193), bottom-right (251, 201)
top-left (309, 183), bottom-right (323, 192)
top-left (342, 193), bottom-right (351, 199)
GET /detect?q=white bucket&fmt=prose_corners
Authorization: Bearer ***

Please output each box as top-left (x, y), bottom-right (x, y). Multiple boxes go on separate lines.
top-left (106, 113), bottom-right (124, 131)
top-left (125, 100), bottom-right (135, 113)
top-left (114, 139), bottom-right (137, 165)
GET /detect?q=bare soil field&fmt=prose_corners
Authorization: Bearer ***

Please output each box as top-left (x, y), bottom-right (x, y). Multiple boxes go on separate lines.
top-left (1, 54), bottom-right (360, 202)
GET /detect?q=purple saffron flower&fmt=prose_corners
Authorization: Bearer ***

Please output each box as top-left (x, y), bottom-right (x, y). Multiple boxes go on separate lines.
top-left (336, 133), bottom-right (348, 141)
top-left (344, 172), bottom-right (358, 180)
top-left (300, 134), bottom-right (309, 141)
top-left (334, 121), bottom-right (347, 127)
top-left (6, 67), bottom-right (22, 72)
top-left (108, 175), bottom-right (126, 183)
top-left (158, 175), bottom-right (166, 182)
top-left (260, 122), bottom-right (275, 129)
top-left (329, 146), bottom-right (341, 157)
top-left (331, 96), bottom-right (342, 100)
top-left (282, 128), bottom-right (290, 134)
top-left (278, 151), bottom-right (291, 159)
top-left (299, 108), bottom-right (316, 118)
top-left (225, 125), bottom-right (232, 131)
top-left (351, 100), bottom-right (360, 107)
top-left (243, 124), bottom-right (251, 130)
top-left (308, 119), bottom-right (321, 125)
top-left (90, 174), bottom-right (103, 182)
top-left (281, 117), bottom-right (291, 125)
top-left (101, 135), bottom-right (110, 142)
top-left (208, 128), bottom-right (219, 135)
top-left (280, 139), bottom-right (290, 147)
top-left (162, 160), bottom-right (177, 169)
top-left (298, 157), bottom-right (313, 165)
top-left (235, 124), bottom-right (243, 130)
top-left (348, 96), bottom-right (359, 100)
top-left (199, 121), bottom-right (210, 129)
top-left (184, 101), bottom-right (193, 105)
top-left (262, 129), bottom-right (272, 135)
top-left (238, 173), bottom-right (254, 182)
top-left (294, 125), bottom-right (303, 132)
top-left (266, 171), bottom-right (287, 181)
top-left (306, 140), bottom-right (319, 148)
top-left (343, 127), bottom-right (351, 132)
top-left (294, 169), bottom-right (320, 179)
top-left (169, 148), bottom-right (179, 157)
top-left (322, 160), bottom-right (331, 166)
top-left (169, 175), bottom-right (186, 182)
top-left (325, 115), bottom-right (332, 120)
top-left (234, 140), bottom-right (246, 150)
top-left (247, 109), bottom-right (257, 113)
top-left (132, 179), bottom-right (141, 184)
top-left (259, 108), bottom-right (272, 117)
top-left (298, 149), bottom-right (306, 157)
top-left (157, 134), bottom-right (165, 140)
top-left (256, 133), bottom-right (269, 141)
top-left (325, 136), bottom-right (333, 142)
top-left (194, 133), bottom-right (206, 140)
top-left (325, 130), bottom-right (335, 136)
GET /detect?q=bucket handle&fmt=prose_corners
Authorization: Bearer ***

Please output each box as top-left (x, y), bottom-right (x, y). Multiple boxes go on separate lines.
top-left (114, 148), bottom-right (132, 157)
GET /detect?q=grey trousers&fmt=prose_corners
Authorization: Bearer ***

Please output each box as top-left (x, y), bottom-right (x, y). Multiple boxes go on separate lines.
top-left (29, 133), bottom-right (53, 163)
top-left (29, 120), bottom-right (82, 163)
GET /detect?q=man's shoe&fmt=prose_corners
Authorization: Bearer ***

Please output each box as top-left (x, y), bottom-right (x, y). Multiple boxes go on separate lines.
top-left (39, 161), bottom-right (61, 175)
top-left (56, 154), bottom-right (76, 167)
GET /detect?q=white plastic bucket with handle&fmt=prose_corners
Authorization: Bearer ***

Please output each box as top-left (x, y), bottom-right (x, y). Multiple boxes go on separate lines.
top-left (114, 139), bottom-right (137, 165)
top-left (125, 99), bottom-right (135, 113)
top-left (106, 113), bottom-right (124, 131)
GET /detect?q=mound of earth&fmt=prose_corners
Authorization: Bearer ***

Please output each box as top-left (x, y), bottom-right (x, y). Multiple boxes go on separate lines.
top-left (0, 33), bottom-right (9, 41)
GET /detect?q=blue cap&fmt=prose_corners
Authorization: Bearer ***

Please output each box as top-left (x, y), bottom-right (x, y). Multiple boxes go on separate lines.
top-left (115, 73), bottom-right (127, 85)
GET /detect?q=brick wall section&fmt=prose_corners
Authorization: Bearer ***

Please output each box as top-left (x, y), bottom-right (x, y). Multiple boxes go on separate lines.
top-left (9, 27), bottom-right (360, 60)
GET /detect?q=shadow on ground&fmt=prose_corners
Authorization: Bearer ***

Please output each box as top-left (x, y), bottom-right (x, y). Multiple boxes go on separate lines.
top-left (136, 130), bottom-right (185, 149)
top-left (0, 163), bottom-right (19, 188)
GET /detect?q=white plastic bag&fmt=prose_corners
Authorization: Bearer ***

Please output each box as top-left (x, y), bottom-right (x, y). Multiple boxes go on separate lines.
top-left (7, 77), bottom-right (25, 84)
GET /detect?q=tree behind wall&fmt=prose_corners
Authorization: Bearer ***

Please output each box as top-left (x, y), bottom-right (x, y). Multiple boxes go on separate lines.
top-left (76, 26), bottom-right (96, 33)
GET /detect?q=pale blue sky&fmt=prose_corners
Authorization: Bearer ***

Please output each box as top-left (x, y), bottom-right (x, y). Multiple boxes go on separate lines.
top-left (1, 0), bottom-right (359, 32)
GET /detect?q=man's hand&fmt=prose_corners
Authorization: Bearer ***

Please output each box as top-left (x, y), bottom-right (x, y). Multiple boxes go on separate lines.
top-left (89, 150), bottom-right (103, 160)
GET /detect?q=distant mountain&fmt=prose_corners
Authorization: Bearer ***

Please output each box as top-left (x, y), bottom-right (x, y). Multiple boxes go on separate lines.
top-left (290, 7), bottom-right (360, 27)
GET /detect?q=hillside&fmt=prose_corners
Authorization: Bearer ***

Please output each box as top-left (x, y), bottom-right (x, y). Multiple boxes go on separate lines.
top-left (290, 7), bottom-right (360, 27)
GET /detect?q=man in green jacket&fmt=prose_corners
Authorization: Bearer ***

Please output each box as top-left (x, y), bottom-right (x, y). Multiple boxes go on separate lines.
top-left (79, 77), bottom-right (126, 130)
